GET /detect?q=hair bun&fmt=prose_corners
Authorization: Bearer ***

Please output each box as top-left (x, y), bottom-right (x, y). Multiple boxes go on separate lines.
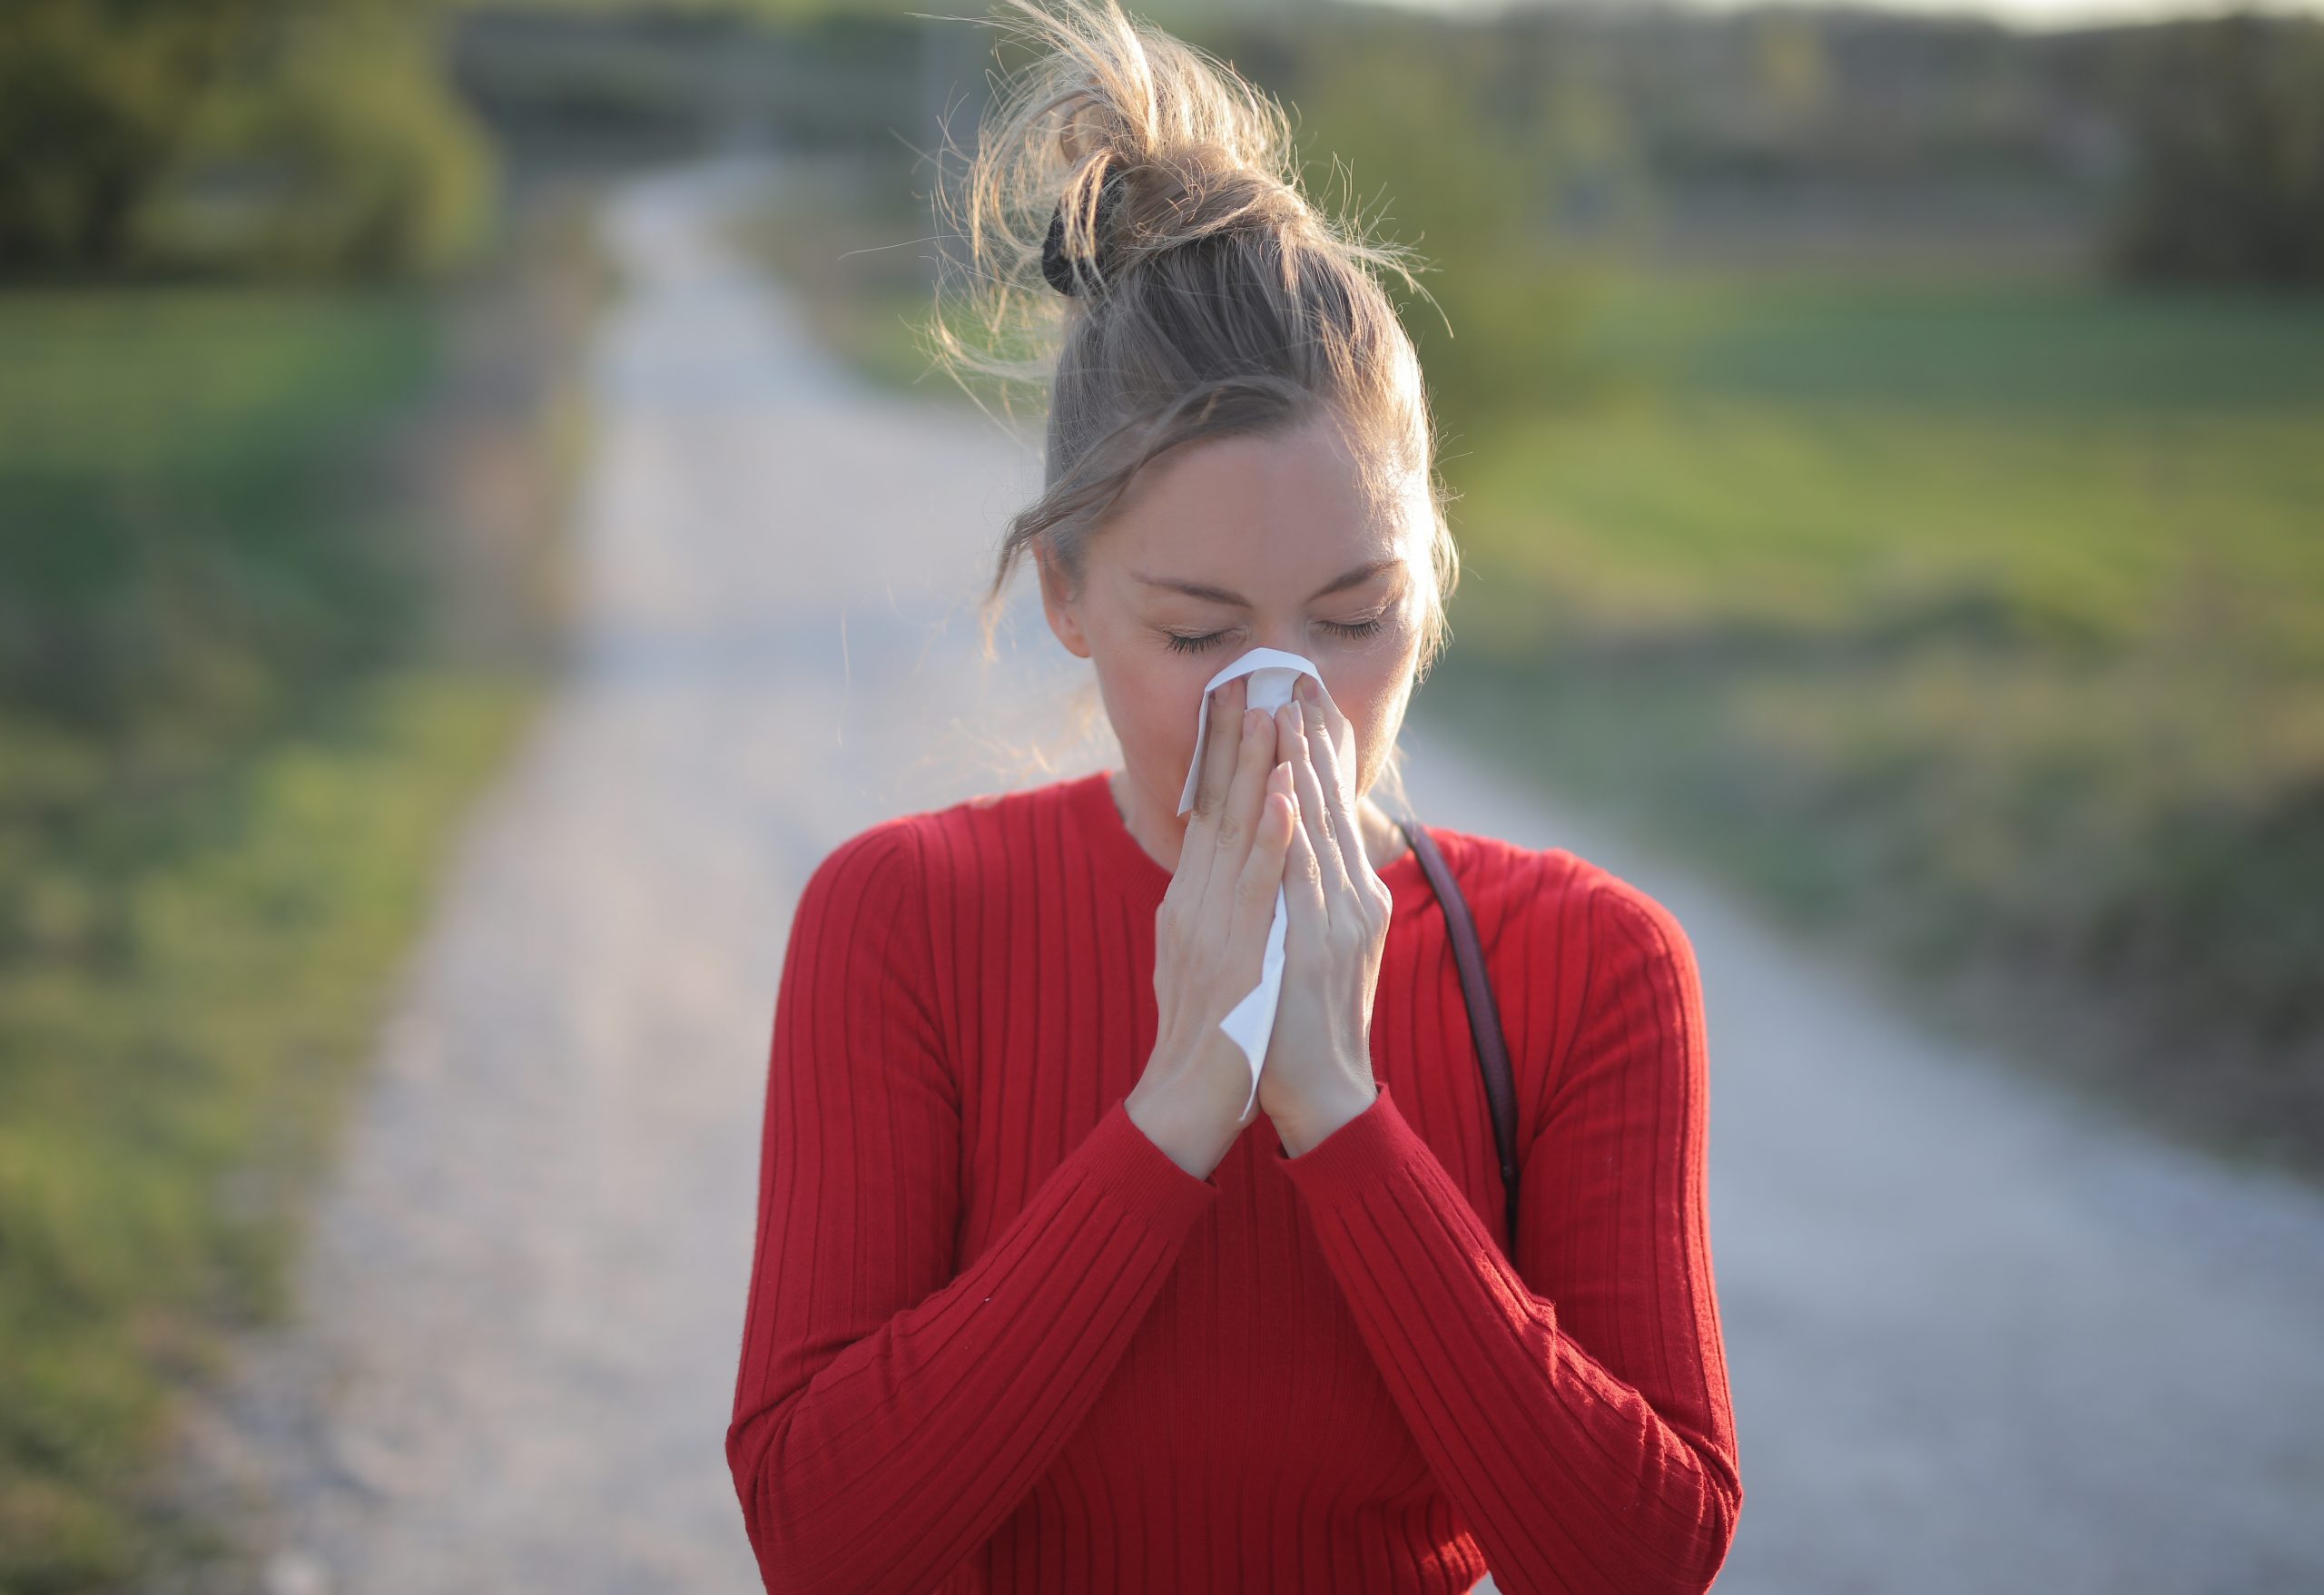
top-left (1041, 167), bottom-right (1131, 298)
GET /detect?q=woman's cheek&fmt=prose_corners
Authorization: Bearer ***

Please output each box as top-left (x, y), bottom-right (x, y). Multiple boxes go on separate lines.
top-left (1163, 677), bottom-right (1213, 785)
top-left (1344, 681), bottom-right (1403, 790)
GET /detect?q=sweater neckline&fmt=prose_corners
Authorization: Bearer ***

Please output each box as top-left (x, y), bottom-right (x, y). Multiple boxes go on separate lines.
top-left (1066, 767), bottom-right (1435, 916)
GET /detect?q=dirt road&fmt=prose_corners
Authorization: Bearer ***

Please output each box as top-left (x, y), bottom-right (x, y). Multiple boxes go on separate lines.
top-left (170, 155), bottom-right (2324, 1595)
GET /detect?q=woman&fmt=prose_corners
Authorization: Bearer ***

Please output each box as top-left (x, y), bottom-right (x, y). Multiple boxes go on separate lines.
top-left (725, 3), bottom-right (1741, 1590)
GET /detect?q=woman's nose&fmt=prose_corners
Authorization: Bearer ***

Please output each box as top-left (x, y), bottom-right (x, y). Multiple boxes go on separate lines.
top-left (1251, 635), bottom-right (1320, 665)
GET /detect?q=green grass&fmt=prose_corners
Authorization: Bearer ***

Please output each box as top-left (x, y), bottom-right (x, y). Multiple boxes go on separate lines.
top-left (0, 669), bottom-right (539, 1584)
top-left (0, 291), bottom-right (436, 475)
top-left (0, 288), bottom-right (440, 753)
top-left (1439, 270), bottom-right (2324, 1180)
top-left (0, 284), bottom-right (558, 1588)
top-left (1564, 271), bottom-right (2324, 416)
top-left (1455, 389), bottom-right (2324, 671)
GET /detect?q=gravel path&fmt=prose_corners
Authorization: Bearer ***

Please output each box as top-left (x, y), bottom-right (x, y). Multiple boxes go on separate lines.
top-left (166, 155), bottom-right (2324, 1595)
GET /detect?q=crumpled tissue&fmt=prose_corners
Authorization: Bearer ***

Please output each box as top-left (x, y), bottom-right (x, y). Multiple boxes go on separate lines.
top-left (1176, 646), bottom-right (1324, 1119)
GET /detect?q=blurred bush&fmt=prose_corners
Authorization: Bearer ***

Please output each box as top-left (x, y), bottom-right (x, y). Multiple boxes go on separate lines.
top-left (0, 1), bottom-right (249, 274)
top-left (0, 292), bottom-right (435, 760)
top-left (1266, 10), bottom-right (1621, 453)
top-left (0, 0), bottom-right (494, 282)
top-left (0, 192), bottom-right (601, 1587)
top-left (0, 282), bottom-right (435, 1585)
top-left (2106, 12), bottom-right (2324, 286)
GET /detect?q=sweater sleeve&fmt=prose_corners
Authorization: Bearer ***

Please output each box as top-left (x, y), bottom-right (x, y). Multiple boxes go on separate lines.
top-left (1274, 876), bottom-right (1742, 1595)
top-left (726, 820), bottom-right (1220, 1595)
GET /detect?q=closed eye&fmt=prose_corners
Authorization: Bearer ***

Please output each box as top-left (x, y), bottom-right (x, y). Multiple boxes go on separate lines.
top-left (1165, 615), bottom-right (1387, 655)
top-left (1163, 630), bottom-right (1233, 655)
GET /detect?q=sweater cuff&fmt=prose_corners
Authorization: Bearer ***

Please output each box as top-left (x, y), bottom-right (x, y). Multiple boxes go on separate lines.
top-left (1274, 1079), bottom-right (1421, 1197)
top-left (1084, 1095), bottom-right (1220, 1234)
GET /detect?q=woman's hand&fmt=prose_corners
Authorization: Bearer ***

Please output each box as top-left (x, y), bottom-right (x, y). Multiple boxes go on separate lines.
top-left (1128, 672), bottom-right (1302, 1180)
top-left (1258, 673), bottom-right (1392, 1157)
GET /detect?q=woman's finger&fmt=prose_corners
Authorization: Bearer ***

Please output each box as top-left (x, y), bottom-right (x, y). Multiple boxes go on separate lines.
top-left (1278, 768), bottom-right (1328, 944)
top-left (1166, 675), bottom-right (1247, 921)
top-left (1277, 697), bottom-right (1354, 904)
top-left (1225, 761), bottom-right (1298, 978)
top-left (1195, 697), bottom-right (1278, 925)
top-left (1190, 674), bottom-right (1247, 821)
top-left (1298, 674), bottom-right (1369, 885)
top-left (1175, 673), bottom-right (1246, 879)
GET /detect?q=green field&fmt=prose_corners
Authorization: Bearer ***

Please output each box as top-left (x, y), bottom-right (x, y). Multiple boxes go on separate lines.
top-left (1433, 271), bottom-right (2324, 1178)
top-left (0, 288), bottom-right (555, 1588)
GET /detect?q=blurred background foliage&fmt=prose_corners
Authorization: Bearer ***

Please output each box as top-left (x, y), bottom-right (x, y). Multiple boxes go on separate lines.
top-left (2107, 10), bottom-right (2324, 283)
top-left (0, 0), bottom-right (495, 281)
top-left (0, 2), bottom-right (593, 1583)
top-left (3, 0), bottom-right (2321, 1586)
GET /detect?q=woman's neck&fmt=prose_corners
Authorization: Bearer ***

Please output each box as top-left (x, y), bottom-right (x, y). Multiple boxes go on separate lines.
top-left (1110, 768), bottom-right (1409, 877)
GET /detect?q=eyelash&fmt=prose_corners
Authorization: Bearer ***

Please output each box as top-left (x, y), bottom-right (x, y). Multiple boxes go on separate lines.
top-left (1166, 616), bottom-right (1386, 655)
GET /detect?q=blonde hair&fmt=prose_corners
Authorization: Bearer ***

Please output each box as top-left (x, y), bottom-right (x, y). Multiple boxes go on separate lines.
top-left (922, 0), bottom-right (1462, 805)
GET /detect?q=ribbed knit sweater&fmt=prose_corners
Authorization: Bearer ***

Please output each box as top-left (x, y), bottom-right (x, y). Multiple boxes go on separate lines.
top-left (727, 768), bottom-right (1740, 1594)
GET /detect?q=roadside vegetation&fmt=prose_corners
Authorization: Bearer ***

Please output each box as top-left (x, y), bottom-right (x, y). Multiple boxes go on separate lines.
top-left (1432, 271), bottom-right (2324, 1179)
top-left (0, 4), bottom-right (605, 1583)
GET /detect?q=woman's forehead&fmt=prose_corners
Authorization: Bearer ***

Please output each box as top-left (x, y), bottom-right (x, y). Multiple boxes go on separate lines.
top-left (1094, 428), bottom-right (1419, 595)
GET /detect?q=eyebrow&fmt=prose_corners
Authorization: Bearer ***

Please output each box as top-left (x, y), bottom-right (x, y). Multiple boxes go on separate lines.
top-left (1132, 556), bottom-right (1403, 607)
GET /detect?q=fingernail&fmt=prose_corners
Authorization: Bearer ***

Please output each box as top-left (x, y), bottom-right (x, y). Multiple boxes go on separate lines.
top-left (1298, 674), bottom-right (1318, 704)
top-left (1244, 707), bottom-right (1262, 734)
top-left (1285, 700), bottom-right (1303, 731)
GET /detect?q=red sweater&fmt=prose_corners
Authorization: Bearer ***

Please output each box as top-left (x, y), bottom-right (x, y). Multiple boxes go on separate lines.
top-left (727, 768), bottom-right (1740, 1594)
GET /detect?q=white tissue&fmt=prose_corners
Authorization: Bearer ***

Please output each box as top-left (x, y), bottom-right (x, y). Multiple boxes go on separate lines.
top-left (1176, 646), bottom-right (1324, 1119)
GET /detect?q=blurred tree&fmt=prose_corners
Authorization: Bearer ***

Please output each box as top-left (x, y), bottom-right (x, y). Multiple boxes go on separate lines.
top-left (1283, 14), bottom-right (1619, 457)
top-left (1751, 8), bottom-right (1831, 140)
top-left (0, 0), bottom-right (492, 281)
top-left (2107, 10), bottom-right (2324, 287)
top-left (0, 0), bottom-right (265, 273)
top-left (168, 2), bottom-right (495, 278)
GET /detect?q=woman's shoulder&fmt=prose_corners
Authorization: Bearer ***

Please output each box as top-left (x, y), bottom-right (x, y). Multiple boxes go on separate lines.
top-left (802, 773), bottom-right (1088, 900)
top-left (1415, 821), bottom-right (1692, 955)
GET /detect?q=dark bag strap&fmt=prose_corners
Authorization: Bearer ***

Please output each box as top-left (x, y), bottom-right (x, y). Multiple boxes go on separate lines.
top-left (1396, 818), bottom-right (1522, 1252)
